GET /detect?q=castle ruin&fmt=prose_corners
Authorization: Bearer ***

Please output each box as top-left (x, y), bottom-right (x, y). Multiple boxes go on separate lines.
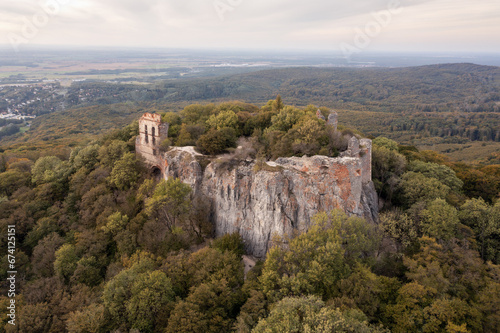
top-left (135, 111), bottom-right (377, 257)
top-left (135, 113), bottom-right (169, 177)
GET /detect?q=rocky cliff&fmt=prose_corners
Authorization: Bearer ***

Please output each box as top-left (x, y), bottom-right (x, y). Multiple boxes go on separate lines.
top-left (163, 147), bottom-right (378, 258)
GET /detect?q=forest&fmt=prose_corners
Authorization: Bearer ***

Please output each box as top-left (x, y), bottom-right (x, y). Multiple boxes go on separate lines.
top-left (59, 64), bottom-right (500, 112)
top-left (0, 99), bottom-right (499, 332)
top-left (3, 63), bottom-right (500, 147)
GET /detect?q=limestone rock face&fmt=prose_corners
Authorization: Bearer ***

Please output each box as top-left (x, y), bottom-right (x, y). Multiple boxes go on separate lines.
top-left (163, 149), bottom-right (379, 258)
top-left (164, 147), bottom-right (203, 189)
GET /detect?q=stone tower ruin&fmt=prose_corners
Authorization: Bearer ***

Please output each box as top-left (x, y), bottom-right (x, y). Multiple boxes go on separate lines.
top-left (135, 113), bottom-right (169, 177)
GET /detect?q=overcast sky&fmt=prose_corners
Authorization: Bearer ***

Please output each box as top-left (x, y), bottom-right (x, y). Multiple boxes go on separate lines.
top-left (1, 0), bottom-right (499, 53)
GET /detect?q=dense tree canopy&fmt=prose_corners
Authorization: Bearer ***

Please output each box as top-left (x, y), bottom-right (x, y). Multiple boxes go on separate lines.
top-left (0, 100), bottom-right (498, 333)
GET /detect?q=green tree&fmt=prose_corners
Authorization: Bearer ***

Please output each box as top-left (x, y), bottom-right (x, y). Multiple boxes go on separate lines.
top-left (162, 112), bottom-right (182, 127)
top-left (31, 156), bottom-right (69, 185)
top-left (288, 117), bottom-right (327, 156)
top-left (72, 256), bottom-right (102, 286)
top-left (196, 127), bottom-right (237, 155)
top-left (372, 145), bottom-right (407, 203)
top-left (373, 137), bottom-right (399, 151)
top-left (421, 298), bottom-right (477, 333)
top-left (109, 152), bottom-right (139, 190)
top-left (335, 264), bottom-right (401, 323)
top-left (165, 300), bottom-right (206, 333)
top-left (0, 169), bottom-right (30, 196)
top-left (477, 277), bottom-right (500, 332)
top-left (24, 217), bottom-right (60, 248)
top-left (98, 140), bottom-right (128, 168)
top-left (71, 144), bottom-right (100, 171)
top-left (176, 124), bottom-right (206, 146)
top-left (0, 154), bottom-right (6, 172)
top-left (379, 210), bottom-right (418, 251)
top-left (420, 199), bottom-right (460, 241)
top-left (66, 303), bottom-right (105, 333)
top-left (272, 94), bottom-right (284, 112)
top-left (176, 123), bottom-right (195, 146)
top-left (162, 247), bottom-right (244, 298)
top-left (386, 282), bottom-right (438, 333)
top-left (126, 270), bottom-right (175, 332)
top-left (235, 290), bottom-right (268, 333)
top-left (101, 211), bottom-right (128, 236)
top-left (102, 252), bottom-right (156, 328)
top-left (399, 172), bottom-right (450, 207)
top-left (260, 210), bottom-right (379, 302)
top-left (207, 110), bottom-right (239, 131)
top-left (211, 232), bottom-right (246, 257)
top-left (386, 280), bottom-right (482, 333)
top-left (166, 279), bottom-right (243, 333)
top-left (181, 103), bottom-right (216, 125)
top-left (409, 161), bottom-right (463, 192)
top-left (456, 168), bottom-right (499, 203)
top-left (244, 112), bottom-right (273, 135)
top-left (145, 178), bottom-right (192, 232)
top-left (114, 229), bottom-right (137, 257)
top-left (270, 106), bottom-right (305, 132)
top-left (403, 236), bottom-right (489, 307)
top-left (253, 295), bottom-right (388, 333)
top-left (459, 199), bottom-right (500, 263)
top-left (54, 243), bottom-right (79, 282)
top-left (159, 138), bottom-right (171, 153)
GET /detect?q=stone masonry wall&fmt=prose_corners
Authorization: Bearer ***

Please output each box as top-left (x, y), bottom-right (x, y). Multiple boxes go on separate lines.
top-left (135, 113), bottom-right (169, 175)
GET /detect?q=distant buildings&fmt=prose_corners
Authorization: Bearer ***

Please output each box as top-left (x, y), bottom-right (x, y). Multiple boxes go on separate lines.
top-left (0, 112), bottom-right (36, 120)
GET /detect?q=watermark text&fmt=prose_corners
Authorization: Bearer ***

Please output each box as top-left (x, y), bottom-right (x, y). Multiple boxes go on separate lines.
top-left (214, 0), bottom-right (244, 21)
top-left (6, 225), bottom-right (16, 326)
top-left (340, 0), bottom-right (403, 60)
top-left (8, 0), bottom-right (74, 52)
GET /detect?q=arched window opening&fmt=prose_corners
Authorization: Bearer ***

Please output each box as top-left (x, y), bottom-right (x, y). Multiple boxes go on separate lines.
top-left (145, 125), bottom-right (149, 143)
top-left (152, 127), bottom-right (156, 145)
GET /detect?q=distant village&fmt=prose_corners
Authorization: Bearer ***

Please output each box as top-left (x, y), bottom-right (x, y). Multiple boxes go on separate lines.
top-left (0, 112), bottom-right (36, 121)
top-left (0, 82), bottom-right (65, 118)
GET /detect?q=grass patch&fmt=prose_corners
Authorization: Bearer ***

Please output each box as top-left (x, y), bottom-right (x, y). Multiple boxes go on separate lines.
top-left (195, 155), bottom-right (214, 173)
top-left (417, 141), bottom-right (500, 162)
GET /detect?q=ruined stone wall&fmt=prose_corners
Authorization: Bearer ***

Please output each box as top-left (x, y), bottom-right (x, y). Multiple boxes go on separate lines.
top-left (135, 113), bottom-right (169, 174)
top-left (341, 136), bottom-right (372, 186)
top-left (327, 111), bottom-right (338, 131)
top-left (360, 139), bottom-right (372, 184)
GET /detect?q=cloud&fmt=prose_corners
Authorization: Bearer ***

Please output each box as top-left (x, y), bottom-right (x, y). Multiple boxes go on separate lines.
top-left (0, 0), bottom-right (499, 52)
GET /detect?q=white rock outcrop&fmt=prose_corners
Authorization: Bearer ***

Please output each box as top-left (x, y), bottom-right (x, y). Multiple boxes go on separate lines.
top-left (163, 149), bottom-right (378, 258)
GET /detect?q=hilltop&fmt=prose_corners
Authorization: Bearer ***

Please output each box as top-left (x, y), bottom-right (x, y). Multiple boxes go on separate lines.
top-left (0, 98), bottom-right (499, 332)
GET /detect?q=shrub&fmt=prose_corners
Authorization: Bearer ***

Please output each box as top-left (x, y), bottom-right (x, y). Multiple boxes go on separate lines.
top-left (196, 127), bottom-right (237, 155)
top-left (211, 232), bottom-right (245, 256)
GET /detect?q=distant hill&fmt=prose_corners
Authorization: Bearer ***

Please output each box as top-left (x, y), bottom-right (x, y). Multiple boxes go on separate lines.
top-left (63, 63), bottom-right (500, 113)
top-left (72, 63), bottom-right (500, 144)
top-left (149, 63), bottom-right (500, 111)
top-left (2, 63), bottom-right (500, 160)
